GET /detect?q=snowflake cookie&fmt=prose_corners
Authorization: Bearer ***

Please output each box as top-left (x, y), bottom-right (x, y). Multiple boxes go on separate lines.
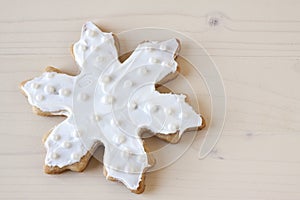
top-left (20, 22), bottom-right (205, 193)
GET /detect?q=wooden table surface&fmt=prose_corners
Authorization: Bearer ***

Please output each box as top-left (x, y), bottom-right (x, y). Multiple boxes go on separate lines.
top-left (1, 0), bottom-right (300, 199)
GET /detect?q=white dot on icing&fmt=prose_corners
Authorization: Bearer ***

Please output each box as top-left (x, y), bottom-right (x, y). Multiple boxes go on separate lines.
top-left (78, 93), bottom-right (89, 101)
top-left (128, 101), bottom-right (138, 110)
top-left (114, 135), bottom-right (126, 145)
top-left (59, 88), bottom-right (71, 97)
top-left (46, 73), bottom-right (55, 78)
top-left (51, 153), bottom-right (59, 159)
top-left (53, 134), bottom-right (61, 141)
top-left (35, 94), bottom-right (44, 101)
top-left (93, 114), bottom-right (101, 122)
top-left (87, 29), bottom-right (97, 37)
top-left (102, 95), bottom-right (115, 104)
top-left (44, 85), bottom-right (55, 94)
top-left (100, 75), bottom-right (112, 84)
top-left (149, 57), bottom-right (160, 64)
top-left (123, 80), bottom-right (133, 88)
top-left (62, 141), bottom-right (71, 148)
top-left (147, 103), bottom-right (159, 113)
top-left (168, 123), bottom-right (179, 132)
top-left (96, 56), bottom-right (105, 63)
top-left (139, 67), bottom-right (148, 75)
top-left (71, 153), bottom-right (80, 160)
top-left (31, 82), bottom-right (40, 89)
top-left (165, 108), bottom-right (174, 115)
top-left (79, 44), bottom-right (87, 51)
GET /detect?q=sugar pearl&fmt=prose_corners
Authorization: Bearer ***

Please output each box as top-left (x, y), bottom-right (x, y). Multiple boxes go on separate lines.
top-left (147, 103), bottom-right (159, 113)
top-left (139, 67), bottom-right (148, 75)
top-left (53, 134), bottom-right (61, 141)
top-left (100, 75), bottom-right (111, 84)
top-left (71, 153), bottom-right (80, 160)
top-left (128, 101), bottom-right (138, 110)
top-left (44, 85), bottom-right (55, 94)
top-left (102, 95), bottom-right (115, 104)
top-left (93, 114), bottom-right (101, 121)
top-left (123, 80), bottom-right (133, 88)
top-left (87, 29), bottom-right (97, 37)
top-left (60, 88), bottom-right (71, 97)
top-left (79, 44), bottom-right (87, 51)
top-left (62, 141), bottom-right (71, 148)
top-left (35, 94), bottom-right (44, 101)
top-left (165, 108), bottom-right (174, 115)
top-left (51, 153), bottom-right (59, 159)
top-left (31, 83), bottom-right (40, 89)
top-left (149, 57), bottom-right (160, 64)
top-left (78, 93), bottom-right (89, 101)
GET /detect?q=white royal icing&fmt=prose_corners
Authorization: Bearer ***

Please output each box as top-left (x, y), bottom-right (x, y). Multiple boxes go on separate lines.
top-left (21, 22), bottom-right (203, 191)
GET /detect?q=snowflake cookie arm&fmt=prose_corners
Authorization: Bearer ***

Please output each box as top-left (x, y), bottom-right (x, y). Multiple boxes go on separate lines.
top-left (99, 115), bottom-right (151, 193)
top-left (21, 68), bottom-right (75, 116)
top-left (43, 115), bottom-right (93, 173)
top-left (111, 38), bottom-right (203, 143)
top-left (140, 90), bottom-right (203, 135)
top-left (72, 21), bottom-right (119, 69)
top-left (20, 69), bottom-right (93, 171)
top-left (120, 38), bottom-right (180, 83)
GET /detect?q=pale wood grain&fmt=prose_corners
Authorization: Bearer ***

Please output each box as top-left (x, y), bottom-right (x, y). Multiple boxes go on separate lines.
top-left (0, 0), bottom-right (300, 199)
